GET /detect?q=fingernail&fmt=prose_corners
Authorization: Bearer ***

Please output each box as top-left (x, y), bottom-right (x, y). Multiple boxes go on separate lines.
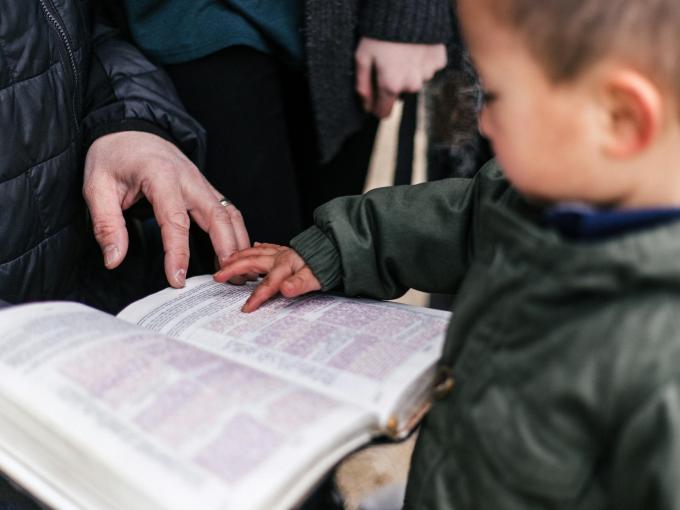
top-left (254, 242), bottom-right (261, 246)
top-left (174, 268), bottom-right (186, 287)
top-left (103, 245), bottom-right (119, 267)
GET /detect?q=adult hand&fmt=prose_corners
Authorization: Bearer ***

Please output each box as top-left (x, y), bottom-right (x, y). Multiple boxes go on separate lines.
top-left (213, 243), bottom-right (321, 312)
top-left (83, 131), bottom-right (250, 288)
top-left (355, 38), bottom-right (447, 118)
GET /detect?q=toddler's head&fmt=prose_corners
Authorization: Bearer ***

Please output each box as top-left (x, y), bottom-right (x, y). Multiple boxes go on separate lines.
top-left (458, 0), bottom-right (680, 207)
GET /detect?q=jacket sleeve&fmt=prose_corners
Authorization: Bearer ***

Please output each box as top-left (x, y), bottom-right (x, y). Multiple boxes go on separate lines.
top-left (359, 0), bottom-right (453, 44)
top-left (290, 161), bottom-right (510, 300)
top-left (609, 380), bottom-right (680, 510)
top-left (81, 15), bottom-right (206, 166)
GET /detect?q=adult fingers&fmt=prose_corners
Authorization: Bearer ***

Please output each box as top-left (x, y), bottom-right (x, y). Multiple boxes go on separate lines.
top-left (192, 184), bottom-right (253, 283)
top-left (372, 62), bottom-right (402, 118)
top-left (193, 201), bottom-right (246, 267)
top-left (146, 180), bottom-right (192, 288)
top-left (420, 45), bottom-right (447, 84)
top-left (430, 44), bottom-right (448, 72)
top-left (83, 174), bottom-right (129, 269)
top-left (182, 181), bottom-right (244, 265)
top-left (402, 73), bottom-right (425, 94)
top-left (218, 203), bottom-right (251, 265)
top-left (421, 59), bottom-right (443, 84)
top-left (372, 88), bottom-right (398, 119)
top-left (355, 52), bottom-right (374, 112)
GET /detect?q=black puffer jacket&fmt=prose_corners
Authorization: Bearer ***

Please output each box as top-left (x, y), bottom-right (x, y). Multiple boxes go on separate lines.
top-left (0, 0), bottom-right (205, 305)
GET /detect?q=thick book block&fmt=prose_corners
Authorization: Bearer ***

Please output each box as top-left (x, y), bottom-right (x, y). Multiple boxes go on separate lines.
top-left (0, 276), bottom-right (450, 510)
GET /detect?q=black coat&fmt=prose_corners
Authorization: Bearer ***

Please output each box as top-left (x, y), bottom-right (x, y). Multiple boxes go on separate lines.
top-left (0, 0), bottom-right (205, 305)
top-left (305, 0), bottom-right (454, 162)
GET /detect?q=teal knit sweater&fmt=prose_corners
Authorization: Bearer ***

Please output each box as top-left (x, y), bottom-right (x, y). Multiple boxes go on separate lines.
top-left (124, 0), bottom-right (304, 65)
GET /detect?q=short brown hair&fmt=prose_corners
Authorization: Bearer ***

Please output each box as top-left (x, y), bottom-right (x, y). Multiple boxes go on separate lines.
top-left (487, 0), bottom-right (680, 96)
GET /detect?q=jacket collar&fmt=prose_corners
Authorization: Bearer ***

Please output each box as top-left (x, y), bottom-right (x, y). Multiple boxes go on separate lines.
top-left (481, 196), bottom-right (680, 289)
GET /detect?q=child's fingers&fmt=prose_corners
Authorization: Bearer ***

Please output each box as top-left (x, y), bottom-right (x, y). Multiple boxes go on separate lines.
top-left (228, 274), bottom-right (249, 285)
top-left (242, 251), bottom-right (302, 313)
top-left (280, 267), bottom-right (321, 298)
top-left (212, 254), bottom-right (250, 285)
top-left (214, 245), bottom-right (280, 284)
top-left (214, 245), bottom-right (277, 271)
top-left (213, 254), bottom-right (275, 283)
top-left (223, 245), bottom-right (280, 264)
top-left (242, 278), bottom-right (282, 312)
top-left (251, 242), bottom-right (282, 251)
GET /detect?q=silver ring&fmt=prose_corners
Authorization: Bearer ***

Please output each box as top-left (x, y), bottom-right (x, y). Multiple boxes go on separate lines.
top-left (218, 197), bottom-right (233, 207)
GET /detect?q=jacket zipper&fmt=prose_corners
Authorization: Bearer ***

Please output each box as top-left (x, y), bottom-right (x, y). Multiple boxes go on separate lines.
top-left (38, 0), bottom-right (81, 134)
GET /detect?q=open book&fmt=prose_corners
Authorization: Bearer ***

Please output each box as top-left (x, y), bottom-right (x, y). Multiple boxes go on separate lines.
top-left (0, 275), bottom-right (450, 510)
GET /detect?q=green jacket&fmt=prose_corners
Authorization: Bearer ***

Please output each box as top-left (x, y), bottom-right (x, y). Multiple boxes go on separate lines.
top-left (291, 161), bottom-right (680, 509)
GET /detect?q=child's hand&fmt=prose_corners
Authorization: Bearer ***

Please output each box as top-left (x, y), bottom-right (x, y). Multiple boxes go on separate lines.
top-left (213, 243), bottom-right (322, 312)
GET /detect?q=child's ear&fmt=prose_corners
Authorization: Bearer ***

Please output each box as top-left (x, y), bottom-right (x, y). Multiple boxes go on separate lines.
top-left (601, 70), bottom-right (662, 158)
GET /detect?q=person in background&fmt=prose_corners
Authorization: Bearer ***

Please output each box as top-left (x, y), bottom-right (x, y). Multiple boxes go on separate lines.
top-left (0, 0), bottom-right (249, 313)
top-left (121, 0), bottom-right (451, 273)
top-left (216, 0), bottom-right (680, 507)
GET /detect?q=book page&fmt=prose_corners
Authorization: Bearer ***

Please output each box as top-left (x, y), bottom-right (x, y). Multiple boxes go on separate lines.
top-left (0, 303), bottom-right (372, 510)
top-left (119, 276), bottom-right (451, 425)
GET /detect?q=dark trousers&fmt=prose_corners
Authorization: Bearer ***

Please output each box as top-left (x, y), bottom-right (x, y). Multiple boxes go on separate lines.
top-left (165, 46), bottom-right (378, 273)
top-left (0, 475), bottom-right (44, 510)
